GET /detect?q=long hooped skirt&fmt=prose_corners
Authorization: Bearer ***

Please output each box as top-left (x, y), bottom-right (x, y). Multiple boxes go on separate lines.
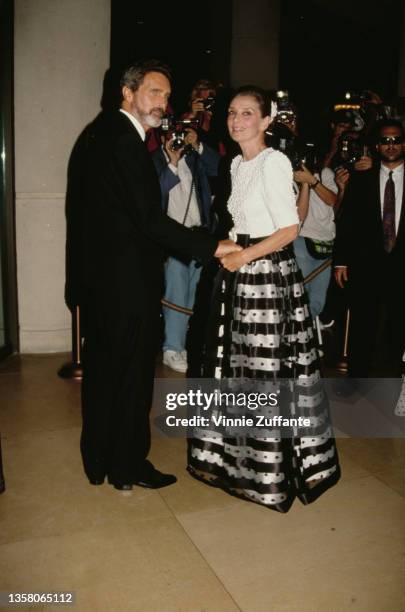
top-left (187, 240), bottom-right (341, 513)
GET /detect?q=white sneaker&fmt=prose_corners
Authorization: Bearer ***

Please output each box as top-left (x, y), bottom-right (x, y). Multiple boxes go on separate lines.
top-left (163, 350), bottom-right (188, 373)
top-left (319, 319), bottom-right (335, 330)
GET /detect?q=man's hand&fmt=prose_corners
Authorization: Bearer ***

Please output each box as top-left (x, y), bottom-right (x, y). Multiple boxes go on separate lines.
top-left (354, 155), bottom-right (373, 172)
top-left (220, 250), bottom-right (248, 272)
top-left (334, 266), bottom-right (348, 288)
top-left (214, 240), bottom-right (243, 258)
top-left (335, 167), bottom-right (350, 191)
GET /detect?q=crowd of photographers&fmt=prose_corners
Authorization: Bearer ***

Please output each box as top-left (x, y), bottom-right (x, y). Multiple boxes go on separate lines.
top-left (148, 81), bottom-right (404, 382)
top-left (276, 91), bottom-right (405, 384)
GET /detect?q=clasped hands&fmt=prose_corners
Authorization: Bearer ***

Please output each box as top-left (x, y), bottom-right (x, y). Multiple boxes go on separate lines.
top-left (214, 240), bottom-right (248, 271)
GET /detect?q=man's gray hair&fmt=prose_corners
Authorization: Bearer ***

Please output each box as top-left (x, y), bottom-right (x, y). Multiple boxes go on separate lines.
top-left (120, 59), bottom-right (172, 93)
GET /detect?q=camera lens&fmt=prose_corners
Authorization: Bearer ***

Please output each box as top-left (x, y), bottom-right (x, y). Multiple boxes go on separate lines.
top-left (171, 135), bottom-right (185, 151)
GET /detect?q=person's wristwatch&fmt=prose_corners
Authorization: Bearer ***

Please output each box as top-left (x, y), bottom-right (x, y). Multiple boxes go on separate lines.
top-left (310, 179), bottom-right (320, 189)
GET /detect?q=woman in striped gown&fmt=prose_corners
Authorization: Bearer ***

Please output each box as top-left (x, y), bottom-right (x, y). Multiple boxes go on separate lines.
top-left (187, 86), bottom-right (340, 512)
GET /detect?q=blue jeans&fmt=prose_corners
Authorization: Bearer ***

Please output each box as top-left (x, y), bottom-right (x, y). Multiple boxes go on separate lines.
top-left (163, 257), bottom-right (202, 352)
top-left (293, 236), bottom-right (331, 318)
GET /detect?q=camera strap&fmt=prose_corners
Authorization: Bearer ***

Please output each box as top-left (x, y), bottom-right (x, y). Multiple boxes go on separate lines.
top-left (182, 151), bottom-right (199, 226)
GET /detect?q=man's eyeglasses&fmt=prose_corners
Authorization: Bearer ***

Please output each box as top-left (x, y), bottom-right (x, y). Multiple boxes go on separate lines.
top-left (378, 136), bottom-right (404, 145)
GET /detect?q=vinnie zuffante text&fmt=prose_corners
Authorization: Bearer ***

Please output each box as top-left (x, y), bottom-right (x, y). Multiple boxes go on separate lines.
top-left (164, 390), bottom-right (312, 428)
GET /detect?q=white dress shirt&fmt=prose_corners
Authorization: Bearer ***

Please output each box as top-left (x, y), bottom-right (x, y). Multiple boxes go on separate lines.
top-left (163, 148), bottom-right (201, 228)
top-left (380, 161), bottom-right (403, 232)
top-left (119, 109), bottom-right (146, 142)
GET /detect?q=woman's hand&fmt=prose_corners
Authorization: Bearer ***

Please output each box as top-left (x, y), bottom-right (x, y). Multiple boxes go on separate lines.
top-left (220, 250), bottom-right (249, 272)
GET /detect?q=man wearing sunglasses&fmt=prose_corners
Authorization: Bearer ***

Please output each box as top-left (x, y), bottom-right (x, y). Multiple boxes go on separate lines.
top-left (334, 119), bottom-right (405, 379)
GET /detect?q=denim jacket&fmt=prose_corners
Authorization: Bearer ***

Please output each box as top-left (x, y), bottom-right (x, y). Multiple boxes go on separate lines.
top-left (152, 143), bottom-right (220, 231)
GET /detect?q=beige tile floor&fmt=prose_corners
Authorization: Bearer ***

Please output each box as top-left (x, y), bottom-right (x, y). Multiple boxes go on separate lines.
top-left (0, 354), bottom-right (405, 612)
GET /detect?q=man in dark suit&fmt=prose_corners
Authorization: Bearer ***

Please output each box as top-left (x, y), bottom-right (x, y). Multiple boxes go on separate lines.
top-left (65, 60), bottom-right (239, 490)
top-left (334, 119), bottom-right (405, 378)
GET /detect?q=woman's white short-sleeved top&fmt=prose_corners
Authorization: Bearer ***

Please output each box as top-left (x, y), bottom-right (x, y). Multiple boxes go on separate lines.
top-left (228, 148), bottom-right (299, 239)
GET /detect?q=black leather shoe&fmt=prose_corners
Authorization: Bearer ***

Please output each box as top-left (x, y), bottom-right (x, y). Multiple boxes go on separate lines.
top-left (89, 478), bottom-right (104, 486)
top-left (107, 477), bottom-right (133, 491)
top-left (110, 482), bottom-right (133, 491)
top-left (134, 461), bottom-right (177, 489)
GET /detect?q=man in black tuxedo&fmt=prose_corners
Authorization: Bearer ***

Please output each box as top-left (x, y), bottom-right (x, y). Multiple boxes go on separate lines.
top-left (65, 60), bottom-right (239, 490)
top-left (334, 119), bottom-right (405, 378)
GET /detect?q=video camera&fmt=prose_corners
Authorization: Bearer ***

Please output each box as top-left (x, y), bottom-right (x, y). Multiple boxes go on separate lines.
top-left (161, 116), bottom-right (200, 151)
top-left (338, 91), bottom-right (393, 122)
top-left (268, 123), bottom-right (317, 172)
top-left (267, 90), bottom-right (318, 171)
top-left (275, 90), bottom-right (296, 125)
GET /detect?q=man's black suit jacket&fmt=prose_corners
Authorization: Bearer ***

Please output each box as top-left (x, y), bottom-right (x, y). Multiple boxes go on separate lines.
top-left (334, 165), bottom-right (405, 294)
top-left (65, 110), bottom-right (217, 316)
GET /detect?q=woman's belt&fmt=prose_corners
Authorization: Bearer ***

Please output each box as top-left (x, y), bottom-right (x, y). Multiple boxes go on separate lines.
top-left (235, 234), bottom-right (294, 255)
top-left (235, 234), bottom-right (268, 247)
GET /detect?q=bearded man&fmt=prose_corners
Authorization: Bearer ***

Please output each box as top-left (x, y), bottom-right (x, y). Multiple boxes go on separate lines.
top-left (65, 60), bottom-right (238, 490)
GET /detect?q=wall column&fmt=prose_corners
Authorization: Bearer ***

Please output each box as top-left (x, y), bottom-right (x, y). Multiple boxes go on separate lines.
top-left (14, 0), bottom-right (110, 352)
top-left (398, 5), bottom-right (405, 96)
top-left (231, 0), bottom-right (281, 90)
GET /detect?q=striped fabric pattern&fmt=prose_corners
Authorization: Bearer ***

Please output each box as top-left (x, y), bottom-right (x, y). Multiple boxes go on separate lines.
top-left (188, 245), bottom-right (340, 513)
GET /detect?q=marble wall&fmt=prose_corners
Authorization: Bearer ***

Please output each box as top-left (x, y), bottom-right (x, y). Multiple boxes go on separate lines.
top-left (14, 0), bottom-right (110, 351)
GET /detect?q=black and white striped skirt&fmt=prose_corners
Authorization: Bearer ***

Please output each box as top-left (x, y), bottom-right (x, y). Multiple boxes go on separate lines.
top-left (187, 238), bottom-right (340, 513)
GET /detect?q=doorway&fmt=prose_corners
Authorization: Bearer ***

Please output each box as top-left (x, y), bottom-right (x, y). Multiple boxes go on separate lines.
top-left (0, 0), bottom-right (18, 360)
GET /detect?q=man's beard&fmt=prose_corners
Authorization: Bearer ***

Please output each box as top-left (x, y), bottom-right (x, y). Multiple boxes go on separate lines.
top-left (141, 108), bottom-right (164, 128)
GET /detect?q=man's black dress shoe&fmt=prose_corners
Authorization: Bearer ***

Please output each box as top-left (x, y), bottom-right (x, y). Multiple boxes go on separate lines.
top-left (106, 462), bottom-right (177, 490)
top-left (110, 482), bottom-right (133, 491)
top-left (106, 477), bottom-right (133, 491)
top-left (89, 478), bottom-right (105, 486)
top-left (134, 460), bottom-right (177, 489)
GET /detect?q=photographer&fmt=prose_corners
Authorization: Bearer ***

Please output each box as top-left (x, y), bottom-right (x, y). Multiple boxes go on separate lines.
top-left (153, 125), bottom-right (220, 372)
top-left (271, 96), bottom-right (338, 319)
top-left (184, 79), bottom-right (216, 130)
top-left (293, 162), bottom-right (338, 319)
top-left (333, 130), bottom-right (374, 209)
top-left (317, 132), bottom-right (374, 338)
top-left (182, 79), bottom-right (224, 153)
top-left (323, 110), bottom-right (357, 170)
